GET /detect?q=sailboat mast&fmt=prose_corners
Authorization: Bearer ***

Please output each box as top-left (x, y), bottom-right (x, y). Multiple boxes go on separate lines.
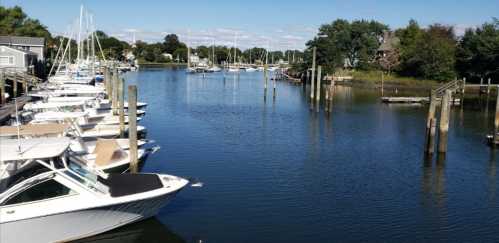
top-left (233, 32), bottom-right (237, 65)
top-left (77, 5), bottom-right (83, 65)
top-left (187, 31), bottom-right (191, 68)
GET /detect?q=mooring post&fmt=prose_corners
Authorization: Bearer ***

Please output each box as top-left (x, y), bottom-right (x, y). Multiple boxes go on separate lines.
top-left (0, 71), bottom-right (5, 105)
top-left (119, 78), bottom-right (125, 138)
top-left (264, 64), bottom-right (268, 100)
top-left (329, 78), bottom-right (335, 112)
top-left (316, 65), bottom-right (322, 110)
top-left (128, 85), bottom-right (138, 173)
top-left (104, 67), bottom-right (109, 96)
top-left (487, 78), bottom-right (491, 95)
top-left (310, 47), bottom-right (316, 101)
top-left (12, 79), bottom-right (17, 98)
top-left (494, 87), bottom-right (499, 146)
top-left (381, 71), bottom-right (384, 97)
top-left (425, 93), bottom-right (437, 154)
top-left (461, 77), bottom-right (466, 107)
top-left (112, 69), bottom-right (119, 115)
top-left (438, 90), bottom-right (452, 153)
top-left (273, 70), bottom-right (277, 100)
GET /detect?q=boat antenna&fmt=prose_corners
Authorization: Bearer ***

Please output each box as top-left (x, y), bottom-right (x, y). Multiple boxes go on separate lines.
top-left (14, 98), bottom-right (21, 153)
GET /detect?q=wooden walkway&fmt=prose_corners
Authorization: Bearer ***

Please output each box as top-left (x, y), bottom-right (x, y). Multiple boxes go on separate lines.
top-left (0, 95), bottom-right (32, 124)
top-left (382, 79), bottom-right (465, 104)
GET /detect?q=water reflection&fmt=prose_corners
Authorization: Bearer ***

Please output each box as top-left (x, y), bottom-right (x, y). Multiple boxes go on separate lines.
top-left (421, 154), bottom-right (448, 226)
top-left (71, 218), bottom-right (185, 243)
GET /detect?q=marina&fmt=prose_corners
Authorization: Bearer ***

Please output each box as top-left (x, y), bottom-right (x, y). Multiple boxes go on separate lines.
top-left (0, 1), bottom-right (498, 242)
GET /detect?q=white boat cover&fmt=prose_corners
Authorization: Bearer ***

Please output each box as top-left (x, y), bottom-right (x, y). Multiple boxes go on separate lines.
top-left (0, 137), bottom-right (70, 161)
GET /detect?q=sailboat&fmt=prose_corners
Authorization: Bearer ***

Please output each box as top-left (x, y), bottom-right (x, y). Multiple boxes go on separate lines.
top-left (207, 38), bottom-right (221, 72)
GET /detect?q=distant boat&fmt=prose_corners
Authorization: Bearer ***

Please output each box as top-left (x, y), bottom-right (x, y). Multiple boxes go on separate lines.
top-left (208, 66), bottom-right (222, 72)
top-left (245, 67), bottom-right (257, 72)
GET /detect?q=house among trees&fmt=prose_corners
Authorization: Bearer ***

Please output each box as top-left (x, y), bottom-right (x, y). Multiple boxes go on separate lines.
top-left (0, 36), bottom-right (46, 75)
top-left (377, 31), bottom-right (400, 73)
top-left (377, 31), bottom-right (400, 58)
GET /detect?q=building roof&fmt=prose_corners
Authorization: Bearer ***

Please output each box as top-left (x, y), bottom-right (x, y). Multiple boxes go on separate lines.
top-left (0, 36), bottom-right (45, 47)
top-left (0, 45), bottom-right (38, 56)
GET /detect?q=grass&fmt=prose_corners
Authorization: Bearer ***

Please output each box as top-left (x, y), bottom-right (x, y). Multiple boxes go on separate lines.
top-left (349, 70), bottom-right (441, 88)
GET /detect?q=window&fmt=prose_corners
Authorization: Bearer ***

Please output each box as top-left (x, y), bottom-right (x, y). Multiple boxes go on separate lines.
top-left (0, 56), bottom-right (14, 65)
top-left (4, 179), bottom-right (73, 205)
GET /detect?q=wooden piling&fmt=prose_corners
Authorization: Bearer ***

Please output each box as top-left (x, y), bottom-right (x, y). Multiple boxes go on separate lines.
top-left (13, 79), bottom-right (17, 98)
top-left (118, 78), bottom-right (125, 138)
top-left (425, 94), bottom-right (437, 154)
top-left (487, 78), bottom-right (491, 95)
top-left (438, 90), bottom-right (452, 153)
top-left (128, 85), bottom-right (138, 173)
top-left (494, 87), bottom-right (499, 146)
top-left (329, 78), bottom-right (335, 112)
top-left (264, 64), bottom-right (268, 100)
top-left (0, 71), bottom-right (5, 105)
top-left (273, 70), bottom-right (277, 100)
top-left (104, 67), bottom-right (110, 96)
top-left (381, 71), bottom-right (384, 97)
top-left (310, 47), bottom-right (316, 101)
top-left (316, 65), bottom-right (322, 110)
top-left (112, 69), bottom-right (119, 115)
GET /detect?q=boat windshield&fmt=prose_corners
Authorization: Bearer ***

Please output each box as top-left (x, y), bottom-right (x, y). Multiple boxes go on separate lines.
top-left (65, 160), bottom-right (98, 187)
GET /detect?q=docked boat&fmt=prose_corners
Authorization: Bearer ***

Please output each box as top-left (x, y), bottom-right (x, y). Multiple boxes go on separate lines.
top-left (0, 147), bottom-right (188, 243)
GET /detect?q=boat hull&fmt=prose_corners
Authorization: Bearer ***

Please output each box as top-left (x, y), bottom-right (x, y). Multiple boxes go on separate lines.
top-left (0, 192), bottom-right (177, 243)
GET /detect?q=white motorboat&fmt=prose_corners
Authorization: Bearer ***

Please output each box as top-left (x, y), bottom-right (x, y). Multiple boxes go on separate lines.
top-left (245, 67), bottom-right (257, 72)
top-left (0, 137), bottom-right (71, 192)
top-left (0, 148), bottom-right (188, 243)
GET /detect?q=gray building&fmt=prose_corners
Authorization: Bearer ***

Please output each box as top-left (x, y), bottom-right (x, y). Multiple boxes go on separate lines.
top-left (0, 36), bottom-right (45, 61)
top-left (0, 45), bottom-right (38, 73)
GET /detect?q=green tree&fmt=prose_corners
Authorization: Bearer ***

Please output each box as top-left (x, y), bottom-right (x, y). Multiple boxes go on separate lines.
top-left (456, 19), bottom-right (499, 81)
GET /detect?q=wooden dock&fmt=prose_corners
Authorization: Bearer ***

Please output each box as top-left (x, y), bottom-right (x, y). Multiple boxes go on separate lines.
top-left (381, 96), bottom-right (460, 104)
top-left (0, 95), bottom-right (32, 124)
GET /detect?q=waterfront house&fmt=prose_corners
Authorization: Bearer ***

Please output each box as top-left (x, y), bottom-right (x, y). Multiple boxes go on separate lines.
top-left (0, 36), bottom-right (45, 61)
top-left (0, 45), bottom-right (38, 73)
top-left (377, 31), bottom-right (400, 58)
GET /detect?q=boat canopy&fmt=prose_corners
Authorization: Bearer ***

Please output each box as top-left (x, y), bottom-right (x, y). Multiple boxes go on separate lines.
top-left (0, 124), bottom-right (69, 137)
top-left (0, 137), bottom-right (71, 161)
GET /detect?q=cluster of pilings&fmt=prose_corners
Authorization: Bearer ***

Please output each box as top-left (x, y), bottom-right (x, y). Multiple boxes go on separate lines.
top-left (303, 47), bottom-right (335, 114)
top-left (103, 66), bottom-right (140, 172)
top-left (424, 90), bottom-right (452, 155)
top-left (263, 64), bottom-right (277, 101)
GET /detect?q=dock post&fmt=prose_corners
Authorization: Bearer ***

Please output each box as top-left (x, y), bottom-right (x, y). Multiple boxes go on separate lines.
top-left (462, 77), bottom-right (466, 106)
top-left (13, 79), bottom-right (17, 98)
top-left (264, 64), bottom-right (268, 101)
top-left (104, 67), bottom-right (109, 96)
top-left (316, 65), bottom-right (322, 110)
top-left (310, 47), bottom-right (316, 102)
top-left (273, 70), bottom-right (277, 100)
top-left (381, 71), bottom-right (384, 97)
top-left (438, 90), bottom-right (452, 153)
top-left (0, 71), bottom-right (5, 105)
top-left (425, 93), bottom-right (437, 154)
top-left (128, 85), bottom-right (138, 173)
top-left (488, 78), bottom-right (491, 95)
top-left (119, 78), bottom-right (125, 138)
top-left (112, 69), bottom-right (119, 115)
top-left (494, 88), bottom-right (499, 146)
top-left (329, 78), bottom-right (335, 113)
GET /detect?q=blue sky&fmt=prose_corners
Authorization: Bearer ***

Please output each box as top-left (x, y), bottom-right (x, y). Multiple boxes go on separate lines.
top-left (2, 0), bottom-right (498, 50)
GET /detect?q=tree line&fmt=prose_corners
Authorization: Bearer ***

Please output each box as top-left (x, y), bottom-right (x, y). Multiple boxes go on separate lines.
top-left (299, 18), bottom-right (499, 82)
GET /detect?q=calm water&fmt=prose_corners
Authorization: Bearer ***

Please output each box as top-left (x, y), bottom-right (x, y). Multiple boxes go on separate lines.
top-left (120, 68), bottom-right (498, 243)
